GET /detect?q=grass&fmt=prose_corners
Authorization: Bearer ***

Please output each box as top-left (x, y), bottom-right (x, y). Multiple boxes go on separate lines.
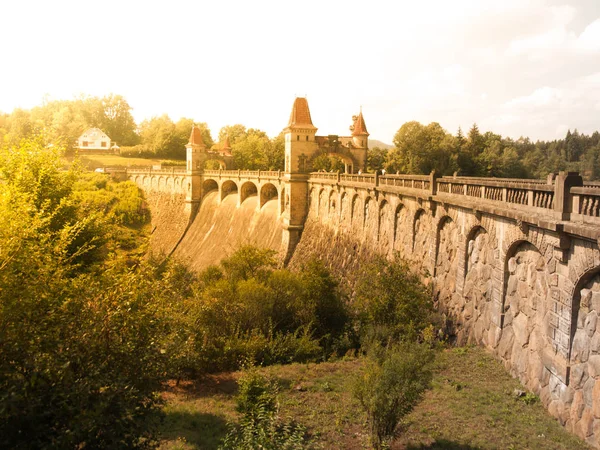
top-left (64, 154), bottom-right (185, 169)
top-left (158, 347), bottom-right (591, 450)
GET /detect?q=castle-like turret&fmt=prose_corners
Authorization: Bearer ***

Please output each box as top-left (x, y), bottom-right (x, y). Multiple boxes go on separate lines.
top-left (351, 109), bottom-right (369, 149)
top-left (186, 126), bottom-right (206, 172)
top-left (284, 97), bottom-right (319, 173)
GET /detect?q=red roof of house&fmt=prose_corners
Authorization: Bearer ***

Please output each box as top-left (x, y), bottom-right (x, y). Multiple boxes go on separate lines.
top-left (352, 111), bottom-right (369, 136)
top-left (288, 97), bottom-right (316, 128)
top-left (188, 126), bottom-right (205, 146)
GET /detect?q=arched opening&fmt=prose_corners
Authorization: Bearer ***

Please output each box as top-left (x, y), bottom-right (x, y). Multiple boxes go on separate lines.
top-left (459, 226), bottom-right (495, 344)
top-left (203, 179), bottom-right (218, 197)
top-left (340, 192), bottom-right (350, 226)
top-left (499, 240), bottom-right (550, 382)
top-left (204, 158), bottom-right (227, 170)
top-left (318, 189), bottom-right (328, 218)
top-left (309, 151), bottom-right (358, 174)
top-left (221, 180), bottom-right (238, 201)
top-left (329, 190), bottom-right (337, 219)
top-left (351, 194), bottom-right (362, 230)
top-left (412, 209), bottom-right (432, 272)
top-left (240, 181), bottom-right (258, 204)
top-left (364, 197), bottom-right (377, 239)
top-left (570, 266), bottom-right (600, 364)
top-left (260, 183), bottom-right (278, 209)
top-left (378, 200), bottom-right (392, 252)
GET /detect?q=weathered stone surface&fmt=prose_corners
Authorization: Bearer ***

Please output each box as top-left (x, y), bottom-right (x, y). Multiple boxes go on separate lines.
top-left (589, 355), bottom-right (600, 379)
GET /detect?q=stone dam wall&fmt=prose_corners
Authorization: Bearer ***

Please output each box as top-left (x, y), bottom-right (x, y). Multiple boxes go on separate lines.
top-left (123, 167), bottom-right (600, 447)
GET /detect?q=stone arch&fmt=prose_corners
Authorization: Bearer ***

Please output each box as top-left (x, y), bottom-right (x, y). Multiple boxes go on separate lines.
top-left (221, 180), bottom-right (238, 201)
top-left (203, 157), bottom-right (227, 169)
top-left (260, 183), bottom-right (278, 209)
top-left (434, 216), bottom-right (459, 312)
top-left (202, 179), bottom-right (218, 197)
top-left (175, 177), bottom-right (181, 189)
top-left (569, 265), bottom-right (600, 364)
top-left (498, 239), bottom-right (552, 387)
top-left (158, 176), bottom-right (165, 190)
top-left (318, 188), bottom-right (328, 218)
top-left (307, 149), bottom-right (358, 173)
top-left (364, 197), bottom-right (377, 240)
top-left (166, 177), bottom-right (174, 189)
top-left (393, 203), bottom-right (410, 255)
top-left (378, 199), bottom-right (393, 253)
top-left (340, 192), bottom-right (350, 227)
top-left (240, 181), bottom-right (258, 204)
top-left (351, 194), bottom-right (362, 229)
top-left (151, 176), bottom-right (158, 189)
top-left (413, 208), bottom-right (433, 272)
top-left (328, 190), bottom-right (338, 221)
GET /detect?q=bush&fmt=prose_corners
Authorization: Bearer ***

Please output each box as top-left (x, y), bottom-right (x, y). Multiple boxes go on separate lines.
top-left (219, 369), bottom-right (310, 450)
top-left (353, 341), bottom-right (435, 449)
top-left (354, 257), bottom-right (433, 344)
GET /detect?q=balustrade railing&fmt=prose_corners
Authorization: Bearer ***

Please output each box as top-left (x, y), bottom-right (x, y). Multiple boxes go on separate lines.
top-left (571, 186), bottom-right (600, 223)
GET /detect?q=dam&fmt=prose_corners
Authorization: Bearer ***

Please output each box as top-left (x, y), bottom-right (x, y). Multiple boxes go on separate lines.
top-left (121, 98), bottom-right (600, 447)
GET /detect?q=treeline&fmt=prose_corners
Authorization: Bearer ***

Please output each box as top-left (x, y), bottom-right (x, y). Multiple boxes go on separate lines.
top-left (0, 137), bottom-right (434, 448)
top-left (0, 95), bottom-right (285, 169)
top-left (368, 121), bottom-right (600, 180)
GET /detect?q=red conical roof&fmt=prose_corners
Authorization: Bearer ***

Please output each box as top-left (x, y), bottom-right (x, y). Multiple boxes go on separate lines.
top-left (287, 97), bottom-right (316, 128)
top-left (222, 136), bottom-right (231, 150)
top-left (352, 111), bottom-right (369, 136)
top-left (188, 126), bottom-right (205, 146)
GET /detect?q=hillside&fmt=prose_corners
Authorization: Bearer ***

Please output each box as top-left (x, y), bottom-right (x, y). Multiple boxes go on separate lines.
top-left (369, 139), bottom-right (393, 150)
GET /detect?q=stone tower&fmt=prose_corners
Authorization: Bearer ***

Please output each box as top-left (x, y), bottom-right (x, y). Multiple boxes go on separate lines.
top-left (351, 109), bottom-right (369, 170)
top-left (281, 97), bottom-right (317, 263)
top-left (185, 126), bottom-right (205, 212)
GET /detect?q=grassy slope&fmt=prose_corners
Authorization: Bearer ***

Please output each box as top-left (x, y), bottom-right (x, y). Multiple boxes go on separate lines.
top-left (159, 347), bottom-right (590, 450)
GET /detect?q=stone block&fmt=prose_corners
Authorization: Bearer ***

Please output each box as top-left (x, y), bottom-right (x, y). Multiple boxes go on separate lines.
top-left (571, 363), bottom-right (590, 389)
top-left (508, 256), bottom-right (517, 274)
top-left (571, 390), bottom-right (586, 422)
top-left (577, 408), bottom-right (595, 438)
top-left (593, 381), bottom-right (600, 418)
top-left (589, 355), bottom-right (600, 379)
top-left (592, 292), bottom-right (600, 313)
top-left (513, 313), bottom-right (530, 347)
top-left (550, 273), bottom-right (559, 286)
top-left (572, 329), bottom-right (591, 363)
top-left (585, 312), bottom-right (598, 337)
top-left (584, 376), bottom-right (595, 408)
top-left (581, 288), bottom-right (592, 308)
top-left (547, 257), bottom-right (557, 274)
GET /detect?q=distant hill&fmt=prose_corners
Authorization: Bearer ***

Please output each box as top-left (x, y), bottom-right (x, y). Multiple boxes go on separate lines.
top-left (368, 139), bottom-right (393, 150)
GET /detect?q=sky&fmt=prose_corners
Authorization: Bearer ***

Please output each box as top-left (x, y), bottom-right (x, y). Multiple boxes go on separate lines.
top-left (1, 0), bottom-right (599, 143)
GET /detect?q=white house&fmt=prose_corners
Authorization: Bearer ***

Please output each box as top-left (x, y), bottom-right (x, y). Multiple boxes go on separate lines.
top-left (77, 128), bottom-right (114, 151)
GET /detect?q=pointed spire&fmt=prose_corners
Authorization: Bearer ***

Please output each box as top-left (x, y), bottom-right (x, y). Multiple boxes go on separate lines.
top-left (221, 136), bottom-right (232, 156)
top-left (188, 125), bottom-right (205, 147)
top-left (222, 136), bottom-right (231, 150)
top-left (352, 110), bottom-right (369, 136)
top-left (287, 97), bottom-right (316, 129)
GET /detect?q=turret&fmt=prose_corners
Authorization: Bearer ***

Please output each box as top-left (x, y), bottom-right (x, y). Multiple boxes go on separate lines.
top-left (284, 97), bottom-right (318, 173)
top-left (186, 126), bottom-right (205, 173)
top-left (351, 109), bottom-right (369, 149)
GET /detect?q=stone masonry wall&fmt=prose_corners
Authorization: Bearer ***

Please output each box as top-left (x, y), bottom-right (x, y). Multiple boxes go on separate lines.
top-left (293, 180), bottom-right (600, 448)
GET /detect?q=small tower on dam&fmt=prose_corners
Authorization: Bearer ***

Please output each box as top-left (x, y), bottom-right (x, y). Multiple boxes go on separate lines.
top-left (185, 126), bottom-right (205, 213)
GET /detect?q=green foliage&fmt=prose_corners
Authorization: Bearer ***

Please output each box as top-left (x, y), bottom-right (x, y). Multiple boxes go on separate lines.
top-left (0, 140), bottom-right (169, 448)
top-left (219, 370), bottom-right (310, 450)
top-left (354, 257), bottom-right (433, 344)
top-left (354, 342), bottom-right (435, 449)
top-left (367, 147), bottom-right (387, 172)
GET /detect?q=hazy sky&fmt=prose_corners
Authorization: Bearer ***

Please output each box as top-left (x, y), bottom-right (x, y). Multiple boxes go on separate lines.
top-left (1, 0), bottom-right (599, 143)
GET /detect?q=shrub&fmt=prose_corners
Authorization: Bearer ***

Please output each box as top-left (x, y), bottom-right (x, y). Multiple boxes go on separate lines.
top-left (353, 341), bottom-right (435, 449)
top-left (354, 257), bottom-right (433, 344)
top-left (219, 370), bottom-right (310, 450)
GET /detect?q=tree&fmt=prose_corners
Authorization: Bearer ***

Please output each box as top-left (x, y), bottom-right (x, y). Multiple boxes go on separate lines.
top-left (219, 124), bottom-right (247, 145)
top-left (99, 94), bottom-right (139, 146)
top-left (387, 121), bottom-right (451, 175)
top-left (367, 147), bottom-right (387, 172)
top-left (231, 129), bottom-right (271, 170)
